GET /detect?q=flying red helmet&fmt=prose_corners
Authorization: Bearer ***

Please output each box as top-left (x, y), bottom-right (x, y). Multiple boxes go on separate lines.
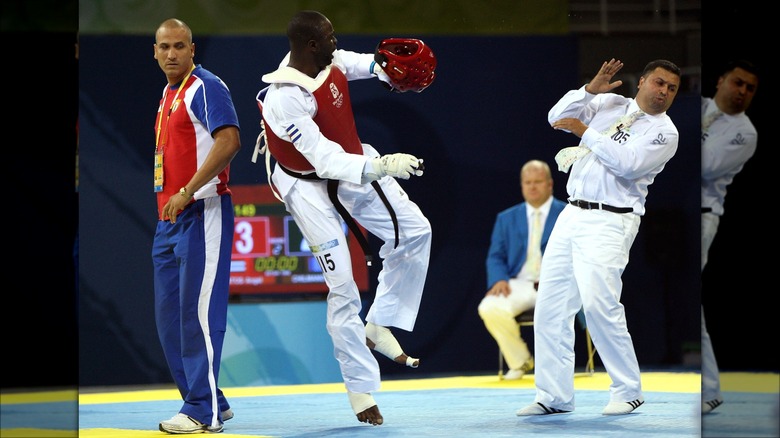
top-left (374, 38), bottom-right (437, 93)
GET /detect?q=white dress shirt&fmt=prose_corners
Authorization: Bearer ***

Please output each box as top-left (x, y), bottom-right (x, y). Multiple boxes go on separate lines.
top-left (548, 85), bottom-right (679, 216)
top-left (701, 97), bottom-right (758, 216)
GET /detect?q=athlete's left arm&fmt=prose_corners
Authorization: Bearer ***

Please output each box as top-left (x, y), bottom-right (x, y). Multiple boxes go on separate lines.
top-left (334, 49), bottom-right (378, 81)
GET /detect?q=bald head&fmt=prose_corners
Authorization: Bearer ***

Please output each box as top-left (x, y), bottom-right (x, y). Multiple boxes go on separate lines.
top-left (153, 18), bottom-right (195, 85)
top-left (521, 160), bottom-right (552, 180)
top-left (156, 18), bottom-right (192, 44)
top-left (520, 160), bottom-right (553, 208)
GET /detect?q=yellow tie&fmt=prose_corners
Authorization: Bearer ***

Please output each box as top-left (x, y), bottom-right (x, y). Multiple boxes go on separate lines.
top-left (526, 209), bottom-right (543, 279)
top-left (702, 109), bottom-right (723, 134)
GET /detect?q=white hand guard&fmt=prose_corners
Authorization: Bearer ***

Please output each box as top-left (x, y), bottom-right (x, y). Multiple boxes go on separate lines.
top-left (372, 60), bottom-right (392, 86)
top-left (371, 153), bottom-right (424, 180)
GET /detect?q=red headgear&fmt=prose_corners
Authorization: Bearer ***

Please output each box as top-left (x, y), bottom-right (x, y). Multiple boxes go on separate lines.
top-left (374, 38), bottom-right (437, 93)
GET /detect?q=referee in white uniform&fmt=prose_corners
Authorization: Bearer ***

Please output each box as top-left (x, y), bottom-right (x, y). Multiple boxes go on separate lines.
top-left (700, 59), bottom-right (759, 415)
top-left (517, 58), bottom-right (681, 416)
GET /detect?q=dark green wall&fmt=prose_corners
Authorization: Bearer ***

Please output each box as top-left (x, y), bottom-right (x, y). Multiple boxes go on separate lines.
top-left (75, 0), bottom-right (568, 35)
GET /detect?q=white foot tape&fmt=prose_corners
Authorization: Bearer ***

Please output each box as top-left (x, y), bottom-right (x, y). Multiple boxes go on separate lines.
top-left (365, 322), bottom-right (404, 360)
top-left (347, 392), bottom-right (376, 415)
top-left (365, 322), bottom-right (420, 368)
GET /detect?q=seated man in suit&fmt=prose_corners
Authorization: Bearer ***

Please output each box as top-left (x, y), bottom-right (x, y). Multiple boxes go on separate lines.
top-left (478, 159), bottom-right (566, 380)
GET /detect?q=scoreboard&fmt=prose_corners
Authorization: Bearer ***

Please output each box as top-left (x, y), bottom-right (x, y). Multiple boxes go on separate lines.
top-left (229, 184), bottom-right (369, 296)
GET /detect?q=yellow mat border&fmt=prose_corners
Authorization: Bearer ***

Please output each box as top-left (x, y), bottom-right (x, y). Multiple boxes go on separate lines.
top-left (75, 372), bottom-right (707, 405)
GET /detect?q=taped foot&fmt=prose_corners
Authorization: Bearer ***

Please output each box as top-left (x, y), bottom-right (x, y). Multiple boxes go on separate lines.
top-left (348, 392), bottom-right (383, 425)
top-left (365, 322), bottom-right (419, 368)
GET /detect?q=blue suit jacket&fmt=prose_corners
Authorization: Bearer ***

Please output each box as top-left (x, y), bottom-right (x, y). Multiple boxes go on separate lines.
top-left (485, 197), bottom-right (566, 289)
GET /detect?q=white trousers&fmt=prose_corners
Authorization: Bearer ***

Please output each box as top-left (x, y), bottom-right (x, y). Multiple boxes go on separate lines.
top-left (701, 212), bottom-right (722, 402)
top-left (477, 278), bottom-right (536, 370)
top-left (275, 170), bottom-right (431, 394)
top-left (533, 205), bottom-right (642, 411)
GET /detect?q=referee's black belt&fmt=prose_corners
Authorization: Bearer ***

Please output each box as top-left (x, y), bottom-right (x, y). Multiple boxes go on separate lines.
top-left (701, 207), bottom-right (713, 213)
top-left (568, 199), bottom-right (632, 214)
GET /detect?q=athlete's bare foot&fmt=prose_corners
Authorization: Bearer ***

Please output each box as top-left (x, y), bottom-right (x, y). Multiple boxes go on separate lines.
top-left (366, 338), bottom-right (420, 367)
top-left (356, 404), bottom-right (383, 425)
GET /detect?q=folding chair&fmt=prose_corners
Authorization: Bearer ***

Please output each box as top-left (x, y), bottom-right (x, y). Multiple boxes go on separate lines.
top-left (498, 308), bottom-right (596, 379)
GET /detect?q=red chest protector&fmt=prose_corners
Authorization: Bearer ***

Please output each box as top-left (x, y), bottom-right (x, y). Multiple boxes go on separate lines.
top-left (259, 67), bottom-right (363, 172)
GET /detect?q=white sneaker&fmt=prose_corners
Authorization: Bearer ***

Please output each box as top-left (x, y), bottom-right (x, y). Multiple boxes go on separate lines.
top-left (602, 398), bottom-right (644, 415)
top-left (516, 402), bottom-right (571, 416)
top-left (503, 368), bottom-right (526, 380)
top-left (159, 413), bottom-right (223, 434)
top-left (221, 408), bottom-right (233, 422)
top-left (702, 398), bottom-right (723, 414)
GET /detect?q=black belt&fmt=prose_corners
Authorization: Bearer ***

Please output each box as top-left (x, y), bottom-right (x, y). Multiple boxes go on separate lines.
top-left (279, 164), bottom-right (321, 180)
top-left (569, 199), bottom-right (632, 214)
top-left (279, 164), bottom-right (399, 267)
top-left (701, 207), bottom-right (713, 213)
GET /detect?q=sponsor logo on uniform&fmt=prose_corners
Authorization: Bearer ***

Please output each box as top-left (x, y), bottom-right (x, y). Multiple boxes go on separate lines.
top-left (330, 82), bottom-right (344, 108)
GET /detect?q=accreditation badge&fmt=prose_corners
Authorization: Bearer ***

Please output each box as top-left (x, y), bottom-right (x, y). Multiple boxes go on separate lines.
top-left (154, 151), bottom-right (164, 192)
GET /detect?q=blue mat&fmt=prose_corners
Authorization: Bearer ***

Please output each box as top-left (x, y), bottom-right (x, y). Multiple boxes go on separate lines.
top-left (3, 372), bottom-right (779, 437)
top-left (77, 388), bottom-right (699, 438)
top-left (1, 399), bottom-right (78, 431)
top-left (701, 392), bottom-right (780, 438)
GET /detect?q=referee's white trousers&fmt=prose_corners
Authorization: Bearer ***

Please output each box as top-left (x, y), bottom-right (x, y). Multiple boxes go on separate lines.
top-left (280, 173), bottom-right (431, 394)
top-left (532, 206), bottom-right (642, 411)
top-left (701, 212), bottom-right (722, 402)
